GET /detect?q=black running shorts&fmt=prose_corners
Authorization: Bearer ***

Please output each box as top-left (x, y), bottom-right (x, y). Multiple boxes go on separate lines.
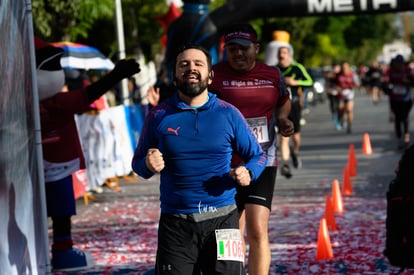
top-left (155, 209), bottom-right (246, 275)
top-left (236, 166), bottom-right (277, 211)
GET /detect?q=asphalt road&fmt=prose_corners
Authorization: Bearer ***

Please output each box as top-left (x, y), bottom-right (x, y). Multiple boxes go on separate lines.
top-left (275, 90), bottom-right (405, 199)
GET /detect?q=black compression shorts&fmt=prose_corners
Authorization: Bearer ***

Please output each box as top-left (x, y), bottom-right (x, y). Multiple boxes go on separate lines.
top-left (289, 100), bottom-right (302, 133)
top-left (235, 166), bottom-right (277, 211)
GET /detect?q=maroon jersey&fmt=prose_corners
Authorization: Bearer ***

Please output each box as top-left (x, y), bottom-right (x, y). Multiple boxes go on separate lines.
top-left (335, 72), bottom-right (355, 89)
top-left (335, 71), bottom-right (358, 100)
top-left (209, 61), bottom-right (289, 166)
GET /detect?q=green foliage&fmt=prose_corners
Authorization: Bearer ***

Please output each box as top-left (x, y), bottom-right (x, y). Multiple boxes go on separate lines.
top-left (32, 0), bottom-right (169, 61)
top-left (210, 0), bottom-right (226, 10)
top-left (259, 14), bottom-right (397, 67)
top-left (306, 34), bottom-right (340, 66)
top-left (32, 0), bottom-right (114, 41)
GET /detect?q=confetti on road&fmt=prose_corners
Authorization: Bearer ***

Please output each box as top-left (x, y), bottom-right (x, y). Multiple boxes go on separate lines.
top-left (51, 193), bottom-right (414, 274)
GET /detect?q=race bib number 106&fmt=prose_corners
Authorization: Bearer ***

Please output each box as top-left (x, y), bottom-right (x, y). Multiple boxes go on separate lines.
top-left (215, 228), bottom-right (244, 262)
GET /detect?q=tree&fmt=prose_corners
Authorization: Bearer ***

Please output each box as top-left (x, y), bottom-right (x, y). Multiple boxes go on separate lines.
top-left (32, 0), bottom-right (114, 41)
top-left (32, 0), bottom-right (169, 61)
top-left (258, 14), bottom-right (398, 67)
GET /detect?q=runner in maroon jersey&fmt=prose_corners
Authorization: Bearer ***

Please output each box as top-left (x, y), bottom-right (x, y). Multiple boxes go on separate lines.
top-left (335, 61), bottom-right (360, 134)
top-left (209, 22), bottom-right (293, 275)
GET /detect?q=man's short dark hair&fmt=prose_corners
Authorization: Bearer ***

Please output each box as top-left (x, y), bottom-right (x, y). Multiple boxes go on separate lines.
top-left (174, 44), bottom-right (213, 71)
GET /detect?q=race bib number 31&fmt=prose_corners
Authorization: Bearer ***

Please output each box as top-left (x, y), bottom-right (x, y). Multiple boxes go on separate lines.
top-left (246, 116), bottom-right (269, 143)
top-left (215, 228), bottom-right (244, 262)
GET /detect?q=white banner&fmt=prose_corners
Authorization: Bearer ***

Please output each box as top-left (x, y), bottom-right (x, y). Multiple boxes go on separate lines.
top-left (75, 105), bottom-right (144, 192)
top-left (0, 1), bottom-right (49, 274)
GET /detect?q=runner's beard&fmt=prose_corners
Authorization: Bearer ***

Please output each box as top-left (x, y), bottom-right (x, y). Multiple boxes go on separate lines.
top-left (175, 77), bottom-right (209, 98)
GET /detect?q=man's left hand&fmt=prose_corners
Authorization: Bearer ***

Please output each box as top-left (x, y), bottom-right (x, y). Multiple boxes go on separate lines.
top-left (229, 166), bottom-right (251, 186)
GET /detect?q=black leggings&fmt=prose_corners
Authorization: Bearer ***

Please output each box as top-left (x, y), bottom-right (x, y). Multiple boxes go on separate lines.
top-left (328, 94), bottom-right (339, 115)
top-left (390, 100), bottom-right (413, 138)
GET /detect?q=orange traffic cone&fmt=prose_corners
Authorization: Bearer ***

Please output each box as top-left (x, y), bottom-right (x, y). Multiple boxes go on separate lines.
top-left (316, 218), bottom-right (334, 260)
top-left (342, 165), bottom-right (354, 195)
top-left (331, 179), bottom-right (344, 213)
top-left (362, 132), bottom-right (373, 155)
top-left (348, 144), bottom-right (357, 177)
top-left (324, 195), bottom-right (338, 231)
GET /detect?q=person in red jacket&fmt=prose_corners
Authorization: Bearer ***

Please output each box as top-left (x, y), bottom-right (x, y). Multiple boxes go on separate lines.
top-left (35, 37), bottom-right (140, 272)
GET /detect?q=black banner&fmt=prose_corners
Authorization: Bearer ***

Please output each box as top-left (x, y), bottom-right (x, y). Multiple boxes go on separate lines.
top-left (210, 0), bottom-right (414, 29)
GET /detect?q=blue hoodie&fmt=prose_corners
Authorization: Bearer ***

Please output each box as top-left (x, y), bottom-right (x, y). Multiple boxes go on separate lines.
top-left (132, 92), bottom-right (266, 214)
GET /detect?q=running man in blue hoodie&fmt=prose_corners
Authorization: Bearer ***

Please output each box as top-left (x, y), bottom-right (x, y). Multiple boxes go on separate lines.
top-left (132, 44), bottom-right (266, 274)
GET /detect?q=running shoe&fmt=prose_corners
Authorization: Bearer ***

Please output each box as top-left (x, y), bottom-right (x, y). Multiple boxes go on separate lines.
top-left (398, 139), bottom-right (410, 150)
top-left (52, 248), bottom-right (94, 272)
top-left (346, 125), bottom-right (352, 134)
top-left (291, 152), bottom-right (302, 168)
top-left (389, 113), bottom-right (394, 123)
top-left (397, 139), bottom-right (404, 150)
top-left (335, 120), bottom-right (343, 131)
top-left (281, 164), bottom-right (292, 179)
